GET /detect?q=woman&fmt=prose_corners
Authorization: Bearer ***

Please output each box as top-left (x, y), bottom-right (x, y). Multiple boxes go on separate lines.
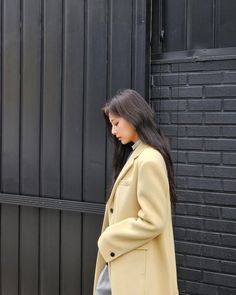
top-left (93, 89), bottom-right (179, 295)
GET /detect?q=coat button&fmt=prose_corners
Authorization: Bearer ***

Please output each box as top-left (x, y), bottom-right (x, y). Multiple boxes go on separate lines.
top-left (110, 252), bottom-right (115, 257)
top-left (110, 208), bottom-right (113, 213)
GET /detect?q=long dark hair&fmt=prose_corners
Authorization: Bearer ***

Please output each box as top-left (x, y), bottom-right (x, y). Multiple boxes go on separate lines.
top-left (102, 89), bottom-right (176, 207)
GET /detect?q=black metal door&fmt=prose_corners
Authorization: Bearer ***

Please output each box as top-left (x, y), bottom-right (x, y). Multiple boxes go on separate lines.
top-left (0, 0), bottom-right (150, 294)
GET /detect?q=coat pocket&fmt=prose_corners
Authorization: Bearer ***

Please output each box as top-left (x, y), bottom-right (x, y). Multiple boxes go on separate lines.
top-left (110, 249), bottom-right (147, 295)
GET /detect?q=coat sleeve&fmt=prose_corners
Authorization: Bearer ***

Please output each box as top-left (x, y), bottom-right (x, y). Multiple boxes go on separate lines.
top-left (97, 152), bottom-right (170, 262)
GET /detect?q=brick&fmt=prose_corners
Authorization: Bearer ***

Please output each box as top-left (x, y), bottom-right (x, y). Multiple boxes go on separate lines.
top-left (175, 241), bottom-right (202, 255)
top-left (177, 280), bottom-right (185, 293)
top-left (221, 261), bottom-right (236, 275)
top-left (171, 138), bottom-right (203, 150)
top-left (172, 86), bottom-right (202, 98)
top-left (174, 215), bottom-right (204, 230)
top-left (222, 127), bottom-right (236, 138)
top-left (172, 62), bottom-right (207, 72)
top-left (178, 267), bottom-right (202, 281)
top-left (184, 229), bottom-right (221, 245)
top-left (187, 126), bottom-right (220, 137)
top-left (219, 286), bottom-right (236, 295)
top-left (188, 72), bottom-right (222, 85)
top-left (204, 166), bottom-right (236, 179)
top-left (188, 99), bottom-right (222, 111)
top-left (173, 228), bottom-right (186, 240)
top-left (222, 208), bottom-right (236, 220)
top-left (204, 219), bottom-right (236, 234)
top-left (171, 112), bottom-right (204, 124)
top-left (223, 153), bottom-right (236, 165)
top-left (151, 86), bottom-right (170, 98)
top-left (171, 151), bottom-right (187, 163)
top-left (203, 271), bottom-right (236, 288)
top-left (188, 177), bottom-right (222, 191)
top-left (188, 152), bottom-right (221, 164)
top-left (223, 180), bottom-right (236, 192)
top-left (176, 189), bottom-right (204, 203)
top-left (204, 192), bottom-right (236, 206)
top-left (151, 63), bottom-right (170, 73)
top-left (205, 113), bottom-right (236, 124)
top-left (205, 139), bottom-right (236, 151)
top-left (223, 71), bottom-right (236, 83)
top-left (175, 203), bottom-right (221, 218)
top-left (161, 125), bottom-right (186, 137)
top-left (205, 85), bottom-right (236, 97)
top-left (223, 99), bottom-right (236, 111)
top-left (176, 177), bottom-right (188, 189)
top-left (185, 281), bottom-right (218, 295)
top-left (176, 253), bottom-right (185, 265)
top-left (152, 73), bottom-right (187, 86)
top-left (202, 245), bottom-right (236, 260)
top-left (176, 164), bottom-right (202, 177)
top-left (175, 60), bottom-right (236, 72)
top-left (157, 112), bottom-right (170, 124)
top-left (155, 99), bottom-right (187, 111)
top-left (185, 255), bottom-right (220, 272)
top-left (221, 233), bottom-right (236, 248)
top-left (177, 284), bottom-right (186, 294)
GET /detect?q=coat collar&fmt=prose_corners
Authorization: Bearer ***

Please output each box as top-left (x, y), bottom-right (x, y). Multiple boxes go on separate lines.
top-left (107, 141), bottom-right (147, 205)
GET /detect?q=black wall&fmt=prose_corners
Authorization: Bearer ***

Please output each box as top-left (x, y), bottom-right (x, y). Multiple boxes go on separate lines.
top-left (151, 53), bottom-right (236, 295)
top-left (0, 0), bottom-right (150, 294)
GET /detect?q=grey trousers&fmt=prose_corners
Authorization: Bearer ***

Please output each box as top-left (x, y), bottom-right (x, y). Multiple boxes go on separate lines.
top-left (95, 265), bottom-right (111, 295)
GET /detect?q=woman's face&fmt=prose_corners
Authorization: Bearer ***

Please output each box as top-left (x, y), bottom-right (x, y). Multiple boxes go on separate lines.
top-left (109, 113), bottom-right (139, 144)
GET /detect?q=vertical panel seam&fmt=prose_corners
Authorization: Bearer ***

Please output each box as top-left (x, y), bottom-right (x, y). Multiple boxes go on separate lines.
top-left (18, 0), bottom-right (23, 291)
top-left (38, 0), bottom-right (45, 293)
top-left (105, 0), bottom-right (111, 200)
top-left (59, 0), bottom-right (65, 294)
top-left (81, 0), bottom-right (88, 293)
top-left (213, 0), bottom-right (216, 48)
top-left (185, 0), bottom-right (189, 51)
top-left (0, 0), bottom-right (3, 195)
top-left (131, 0), bottom-right (135, 88)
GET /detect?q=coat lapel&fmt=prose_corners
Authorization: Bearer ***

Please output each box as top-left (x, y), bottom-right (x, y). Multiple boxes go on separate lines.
top-left (107, 142), bottom-right (146, 206)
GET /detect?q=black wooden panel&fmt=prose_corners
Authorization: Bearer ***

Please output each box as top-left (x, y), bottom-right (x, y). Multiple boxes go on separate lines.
top-left (132, 0), bottom-right (148, 96)
top-left (151, 0), bottom-right (161, 55)
top-left (61, 0), bottom-right (84, 201)
top-left (1, 0), bottom-right (20, 193)
top-left (1, 2), bottom-right (20, 294)
top-left (1, 205), bottom-right (19, 295)
top-left (41, 0), bottom-right (62, 198)
top-left (82, 214), bottom-right (103, 295)
top-left (61, 211), bottom-right (82, 295)
top-left (162, 0), bottom-right (186, 52)
top-left (40, 209), bottom-right (60, 295)
top-left (105, 0), bottom-right (134, 195)
top-left (21, 0), bottom-right (41, 196)
top-left (109, 0), bottom-right (132, 95)
top-left (187, 0), bottom-right (214, 50)
top-left (20, 207), bottom-right (39, 295)
top-left (83, 0), bottom-right (107, 203)
top-left (20, 2), bottom-right (41, 291)
top-left (215, 0), bottom-right (236, 48)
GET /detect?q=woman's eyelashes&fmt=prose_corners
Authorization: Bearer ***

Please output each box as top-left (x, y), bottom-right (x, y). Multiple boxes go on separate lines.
top-left (112, 121), bottom-right (118, 127)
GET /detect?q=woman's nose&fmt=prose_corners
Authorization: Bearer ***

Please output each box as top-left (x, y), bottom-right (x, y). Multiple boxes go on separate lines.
top-left (111, 125), bottom-right (116, 135)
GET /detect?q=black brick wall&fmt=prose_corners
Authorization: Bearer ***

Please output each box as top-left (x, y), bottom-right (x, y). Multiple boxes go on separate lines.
top-left (151, 57), bottom-right (236, 295)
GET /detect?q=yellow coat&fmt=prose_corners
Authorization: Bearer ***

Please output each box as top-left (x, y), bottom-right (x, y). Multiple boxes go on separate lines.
top-left (93, 142), bottom-right (179, 295)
